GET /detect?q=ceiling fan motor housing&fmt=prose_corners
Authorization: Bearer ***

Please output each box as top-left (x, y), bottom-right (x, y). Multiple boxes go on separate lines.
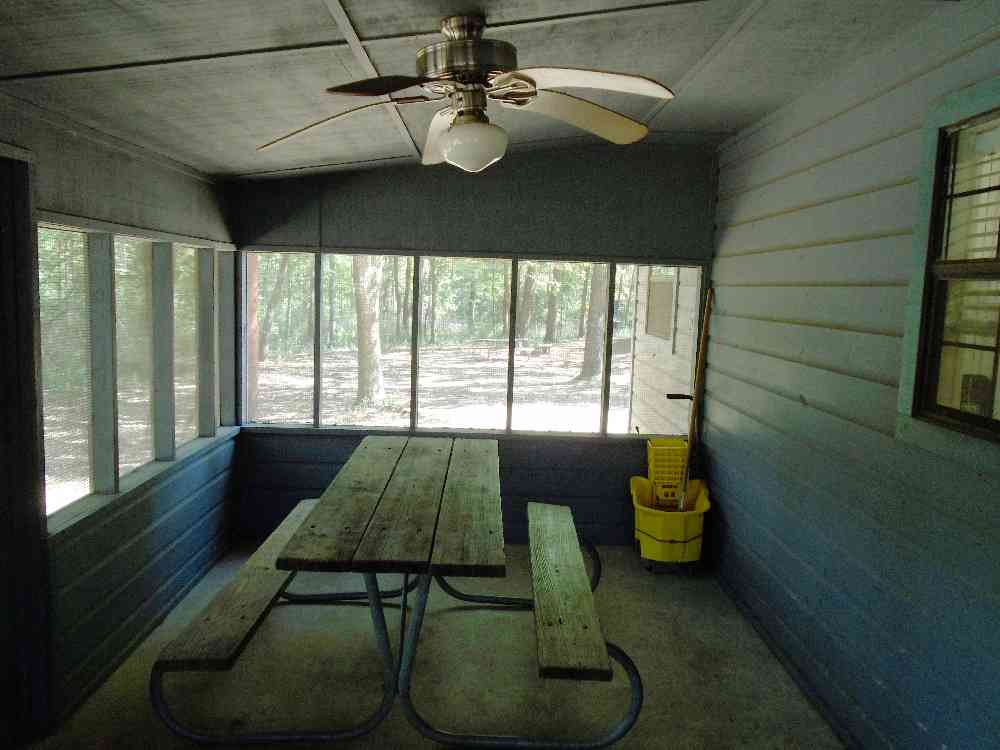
top-left (416, 15), bottom-right (517, 83)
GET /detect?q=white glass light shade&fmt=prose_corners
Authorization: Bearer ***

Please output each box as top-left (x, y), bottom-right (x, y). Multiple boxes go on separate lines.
top-left (439, 121), bottom-right (509, 173)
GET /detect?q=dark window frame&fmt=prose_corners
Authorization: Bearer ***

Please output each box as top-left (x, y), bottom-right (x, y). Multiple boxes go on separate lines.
top-left (915, 108), bottom-right (1000, 443)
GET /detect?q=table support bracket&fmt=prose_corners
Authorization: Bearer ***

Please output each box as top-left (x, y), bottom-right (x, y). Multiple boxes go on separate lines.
top-left (149, 573), bottom-right (397, 744)
top-left (398, 574), bottom-right (643, 749)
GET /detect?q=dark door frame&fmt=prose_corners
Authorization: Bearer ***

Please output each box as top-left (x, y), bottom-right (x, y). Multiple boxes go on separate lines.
top-left (1, 150), bottom-right (52, 745)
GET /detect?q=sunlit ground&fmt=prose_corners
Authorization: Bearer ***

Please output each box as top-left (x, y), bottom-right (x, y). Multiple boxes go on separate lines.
top-left (252, 340), bottom-right (634, 433)
top-left (42, 342), bottom-right (644, 515)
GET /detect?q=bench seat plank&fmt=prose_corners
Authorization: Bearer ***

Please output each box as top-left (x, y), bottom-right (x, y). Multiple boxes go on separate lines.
top-left (157, 498), bottom-right (317, 670)
top-left (157, 568), bottom-right (291, 671)
top-left (277, 436), bottom-right (408, 571)
top-left (528, 502), bottom-right (612, 681)
top-left (352, 437), bottom-right (453, 573)
top-left (430, 439), bottom-right (505, 577)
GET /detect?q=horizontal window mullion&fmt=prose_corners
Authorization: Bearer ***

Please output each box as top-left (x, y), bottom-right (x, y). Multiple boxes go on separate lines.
top-left (931, 259), bottom-right (1000, 278)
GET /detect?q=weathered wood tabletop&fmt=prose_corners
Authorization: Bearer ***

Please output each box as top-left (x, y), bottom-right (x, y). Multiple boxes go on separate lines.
top-left (276, 436), bottom-right (505, 577)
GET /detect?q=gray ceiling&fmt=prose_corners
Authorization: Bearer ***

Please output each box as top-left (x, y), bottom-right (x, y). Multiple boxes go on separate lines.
top-left (0, 1), bottom-right (953, 178)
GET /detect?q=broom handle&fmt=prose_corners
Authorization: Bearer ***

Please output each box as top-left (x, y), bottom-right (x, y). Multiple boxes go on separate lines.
top-left (680, 287), bottom-right (714, 509)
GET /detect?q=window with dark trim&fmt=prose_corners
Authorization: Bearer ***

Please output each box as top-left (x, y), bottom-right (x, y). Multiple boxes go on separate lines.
top-left (917, 109), bottom-right (1000, 439)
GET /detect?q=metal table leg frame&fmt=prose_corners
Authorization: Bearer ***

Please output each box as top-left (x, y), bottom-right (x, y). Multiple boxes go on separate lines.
top-left (398, 575), bottom-right (644, 749)
top-left (280, 571), bottom-right (420, 604)
top-left (434, 539), bottom-right (603, 609)
top-left (150, 573), bottom-right (397, 744)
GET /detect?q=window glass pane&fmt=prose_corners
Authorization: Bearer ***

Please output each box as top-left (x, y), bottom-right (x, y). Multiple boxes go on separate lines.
top-left (942, 279), bottom-right (1000, 347)
top-left (246, 251), bottom-right (314, 424)
top-left (38, 227), bottom-right (92, 513)
top-left (943, 116), bottom-right (1000, 260)
top-left (511, 261), bottom-right (606, 433)
top-left (936, 345), bottom-right (996, 417)
top-left (942, 192), bottom-right (999, 260)
top-left (114, 237), bottom-right (153, 475)
top-left (949, 117), bottom-right (1000, 194)
top-left (417, 256), bottom-right (511, 430)
top-left (174, 246), bottom-right (199, 444)
top-left (320, 254), bottom-right (412, 427)
top-left (616, 265), bottom-right (702, 435)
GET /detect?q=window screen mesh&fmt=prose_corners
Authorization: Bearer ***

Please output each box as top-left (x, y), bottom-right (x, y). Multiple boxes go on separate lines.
top-left (38, 227), bottom-right (92, 513)
top-left (511, 261), bottom-right (606, 432)
top-left (246, 251), bottom-right (314, 424)
top-left (174, 246), bottom-right (199, 445)
top-left (417, 256), bottom-right (510, 430)
top-left (114, 237), bottom-right (154, 475)
top-left (320, 254), bottom-right (411, 427)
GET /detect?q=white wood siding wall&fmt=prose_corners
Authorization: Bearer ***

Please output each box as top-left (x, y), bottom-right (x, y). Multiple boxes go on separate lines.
top-left (706, 3), bottom-right (1000, 749)
top-left (631, 267), bottom-right (701, 434)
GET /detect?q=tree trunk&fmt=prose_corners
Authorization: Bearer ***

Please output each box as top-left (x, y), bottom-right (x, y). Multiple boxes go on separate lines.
top-left (353, 255), bottom-right (385, 405)
top-left (501, 264), bottom-right (510, 337)
top-left (577, 266), bottom-right (591, 339)
top-left (303, 265), bottom-right (314, 347)
top-left (393, 256), bottom-right (403, 343)
top-left (578, 265), bottom-right (609, 380)
top-left (258, 254), bottom-right (289, 361)
top-left (401, 257), bottom-right (412, 340)
top-left (516, 263), bottom-right (537, 339)
top-left (543, 266), bottom-right (559, 344)
top-left (426, 259), bottom-right (438, 345)
top-left (246, 254), bottom-right (260, 419)
top-left (326, 260), bottom-right (336, 347)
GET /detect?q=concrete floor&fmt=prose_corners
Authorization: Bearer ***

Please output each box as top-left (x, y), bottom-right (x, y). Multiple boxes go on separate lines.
top-left (32, 546), bottom-right (842, 749)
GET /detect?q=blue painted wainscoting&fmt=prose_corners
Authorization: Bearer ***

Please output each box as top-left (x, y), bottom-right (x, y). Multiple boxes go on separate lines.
top-left (236, 430), bottom-right (647, 547)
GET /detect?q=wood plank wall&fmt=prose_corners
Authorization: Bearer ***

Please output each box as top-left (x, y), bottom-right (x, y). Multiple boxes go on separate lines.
top-left (705, 4), bottom-right (1000, 749)
top-left (47, 436), bottom-right (237, 716)
top-left (236, 431), bottom-right (644, 547)
top-left (631, 267), bottom-right (701, 434)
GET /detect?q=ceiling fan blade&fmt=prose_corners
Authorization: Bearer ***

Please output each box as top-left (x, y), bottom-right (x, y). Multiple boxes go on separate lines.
top-left (327, 75), bottom-right (435, 97)
top-left (511, 90), bottom-right (648, 144)
top-left (496, 67), bottom-right (673, 101)
top-left (422, 108), bottom-right (454, 165)
top-left (257, 97), bottom-right (435, 152)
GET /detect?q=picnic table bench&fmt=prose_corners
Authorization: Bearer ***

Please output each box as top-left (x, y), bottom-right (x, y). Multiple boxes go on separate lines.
top-left (151, 435), bottom-right (642, 747)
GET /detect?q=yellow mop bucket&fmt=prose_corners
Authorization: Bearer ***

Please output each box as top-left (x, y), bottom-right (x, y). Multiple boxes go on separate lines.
top-left (631, 476), bottom-right (710, 563)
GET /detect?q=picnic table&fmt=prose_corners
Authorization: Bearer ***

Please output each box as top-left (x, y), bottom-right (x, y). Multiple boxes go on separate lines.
top-left (151, 435), bottom-right (642, 747)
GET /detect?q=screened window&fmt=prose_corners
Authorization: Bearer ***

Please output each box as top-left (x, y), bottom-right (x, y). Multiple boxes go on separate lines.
top-left (114, 237), bottom-right (154, 475)
top-left (321, 254), bottom-right (412, 427)
top-left (38, 227), bottom-right (92, 512)
top-left (918, 110), bottom-right (1000, 437)
top-left (243, 252), bottom-right (703, 436)
top-left (511, 261), bottom-right (607, 432)
top-left (418, 256), bottom-right (510, 430)
top-left (246, 251), bottom-right (314, 424)
top-left (174, 245), bottom-right (200, 445)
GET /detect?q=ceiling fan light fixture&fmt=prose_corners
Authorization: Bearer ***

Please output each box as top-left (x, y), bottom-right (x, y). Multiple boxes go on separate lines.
top-left (439, 115), bottom-right (508, 173)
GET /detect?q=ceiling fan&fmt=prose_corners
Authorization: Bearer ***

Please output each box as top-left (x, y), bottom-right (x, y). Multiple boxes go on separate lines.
top-left (258, 14), bottom-right (674, 173)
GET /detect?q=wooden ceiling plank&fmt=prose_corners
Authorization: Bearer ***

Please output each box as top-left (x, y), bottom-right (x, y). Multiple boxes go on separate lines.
top-left (319, 0), bottom-right (421, 158)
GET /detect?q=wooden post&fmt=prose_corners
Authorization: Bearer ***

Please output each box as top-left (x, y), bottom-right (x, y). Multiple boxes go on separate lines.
top-left (197, 248), bottom-right (217, 437)
top-left (1, 155), bottom-right (52, 741)
top-left (151, 242), bottom-right (175, 461)
top-left (506, 257), bottom-right (519, 431)
top-left (217, 251), bottom-right (237, 426)
top-left (599, 263), bottom-right (617, 435)
top-left (86, 233), bottom-right (119, 493)
top-left (313, 253), bottom-right (322, 427)
top-left (409, 256), bottom-right (421, 431)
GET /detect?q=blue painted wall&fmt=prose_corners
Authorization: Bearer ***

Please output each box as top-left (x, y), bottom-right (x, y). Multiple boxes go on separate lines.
top-left (237, 429), bottom-right (644, 547)
top-left (705, 5), bottom-right (1000, 748)
top-left (47, 435), bottom-right (237, 715)
top-left (229, 140), bottom-right (717, 263)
